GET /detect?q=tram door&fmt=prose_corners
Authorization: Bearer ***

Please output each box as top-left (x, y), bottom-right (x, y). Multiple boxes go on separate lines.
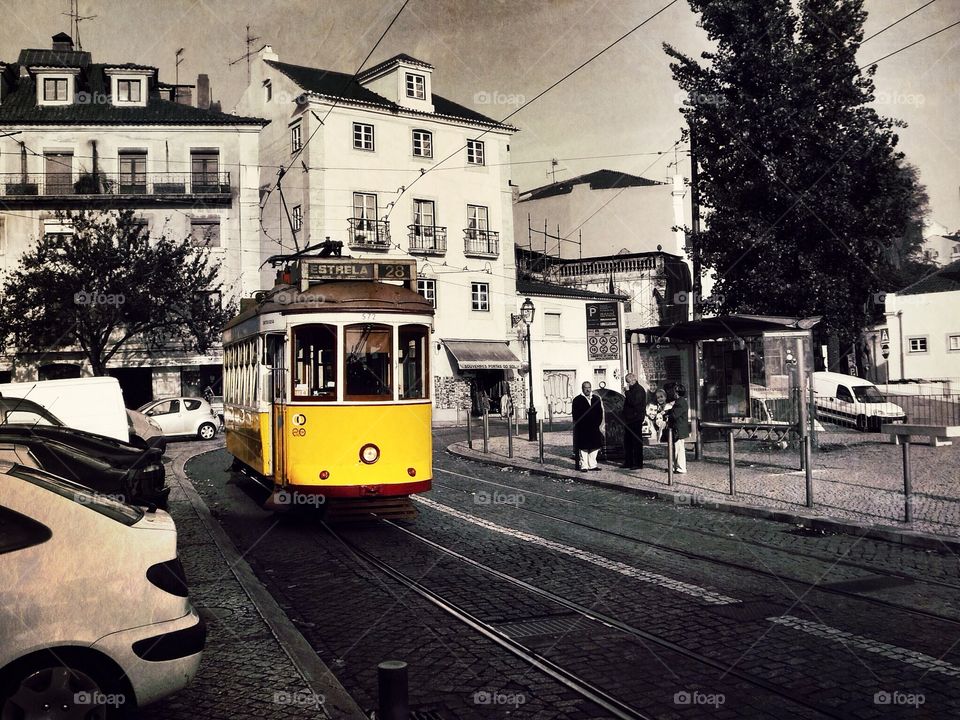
top-left (266, 333), bottom-right (287, 487)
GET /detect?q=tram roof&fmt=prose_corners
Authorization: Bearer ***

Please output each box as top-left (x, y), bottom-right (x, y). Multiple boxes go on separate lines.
top-left (225, 281), bottom-right (434, 330)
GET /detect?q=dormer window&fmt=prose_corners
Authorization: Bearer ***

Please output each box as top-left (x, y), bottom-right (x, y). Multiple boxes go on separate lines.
top-left (405, 73), bottom-right (425, 100)
top-left (104, 68), bottom-right (154, 107)
top-left (43, 78), bottom-right (68, 102)
top-left (117, 79), bottom-right (142, 103)
top-left (34, 70), bottom-right (78, 106)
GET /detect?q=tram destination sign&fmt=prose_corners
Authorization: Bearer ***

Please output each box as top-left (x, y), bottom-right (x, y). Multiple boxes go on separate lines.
top-left (585, 302), bottom-right (620, 361)
top-left (299, 259), bottom-right (415, 283)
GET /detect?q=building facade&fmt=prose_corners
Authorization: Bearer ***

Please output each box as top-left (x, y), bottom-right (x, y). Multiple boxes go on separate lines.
top-left (235, 46), bottom-right (519, 423)
top-left (0, 33), bottom-right (265, 406)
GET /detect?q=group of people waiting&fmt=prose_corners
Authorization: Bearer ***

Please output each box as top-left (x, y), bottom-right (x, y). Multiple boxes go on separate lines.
top-left (572, 375), bottom-right (689, 474)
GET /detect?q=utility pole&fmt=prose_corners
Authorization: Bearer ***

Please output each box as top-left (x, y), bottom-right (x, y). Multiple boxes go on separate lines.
top-left (175, 48), bottom-right (185, 87)
top-left (689, 123), bottom-right (703, 321)
top-left (63, 0), bottom-right (97, 50)
top-left (228, 25), bottom-right (262, 84)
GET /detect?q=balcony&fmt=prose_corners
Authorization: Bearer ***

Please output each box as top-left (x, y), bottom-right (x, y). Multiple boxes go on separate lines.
top-left (464, 229), bottom-right (500, 257)
top-left (408, 225), bottom-right (447, 255)
top-left (348, 218), bottom-right (391, 250)
top-left (0, 172), bottom-right (232, 209)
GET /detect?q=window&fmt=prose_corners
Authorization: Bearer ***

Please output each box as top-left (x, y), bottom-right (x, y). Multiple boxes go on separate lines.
top-left (950, 335), bottom-right (960, 352)
top-left (353, 192), bottom-right (377, 230)
top-left (399, 325), bottom-right (430, 400)
top-left (405, 72), bottom-right (426, 100)
top-left (467, 139), bottom-right (485, 165)
top-left (471, 282), bottom-right (489, 311)
top-left (835, 385), bottom-right (854, 403)
top-left (412, 129), bottom-right (432, 158)
top-left (292, 205), bottom-right (303, 232)
top-left (293, 324), bottom-right (337, 401)
top-left (224, 337), bottom-right (259, 408)
top-left (263, 79), bottom-right (272, 102)
top-left (908, 337), bottom-right (928, 353)
top-left (190, 219), bottom-right (221, 247)
top-left (183, 399), bottom-right (202, 411)
top-left (43, 77), bottom-right (68, 102)
top-left (467, 205), bottom-right (488, 236)
top-left (344, 323), bottom-right (393, 400)
top-left (191, 150), bottom-right (220, 191)
top-left (119, 151), bottom-right (147, 192)
top-left (290, 123), bottom-right (302, 153)
top-left (544, 312), bottom-right (561, 337)
top-left (417, 278), bottom-right (437, 308)
top-left (353, 122), bottom-right (374, 151)
top-left (117, 79), bottom-right (141, 102)
top-left (44, 152), bottom-right (73, 194)
top-left (593, 367), bottom-right (607, 385)
top-left (413, 199), bottom-right (435, 232)
top-left (147, 399), bottom-right (181, 416)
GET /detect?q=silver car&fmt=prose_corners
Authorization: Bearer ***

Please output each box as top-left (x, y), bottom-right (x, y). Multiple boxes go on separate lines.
top-left (138, 397), bottom-right (219, 440)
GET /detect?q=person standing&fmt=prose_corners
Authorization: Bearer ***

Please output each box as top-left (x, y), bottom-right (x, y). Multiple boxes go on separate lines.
top-left (572, 381), bottom-right (604, 471)
top-left (664, 382), bottom-right (690, 473)
top-left (621, 373), bottom-right (647, 469)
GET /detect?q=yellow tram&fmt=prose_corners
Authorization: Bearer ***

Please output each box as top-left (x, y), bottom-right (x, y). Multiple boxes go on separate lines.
top-left (222, 257), bottom-right (434, 513)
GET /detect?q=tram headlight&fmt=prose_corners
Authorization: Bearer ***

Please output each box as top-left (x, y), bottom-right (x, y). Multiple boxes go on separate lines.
top-left (359, 443), bottom-right (380, 464)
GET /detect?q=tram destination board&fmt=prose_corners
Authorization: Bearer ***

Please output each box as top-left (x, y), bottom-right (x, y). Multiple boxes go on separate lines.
top-left (585, 302), bottom-right (620, 361)
top-left (299, 259), bottom-right (415, 282)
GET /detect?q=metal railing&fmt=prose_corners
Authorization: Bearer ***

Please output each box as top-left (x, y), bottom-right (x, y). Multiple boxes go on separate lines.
top-left (407, 225), bottom-right (447, 254)
top-left (0, 172), bottom-right (231, 197)
top-left (464, 229), bottom-right (500, 257)
top-left (348, 218), bottom-right (391, 250)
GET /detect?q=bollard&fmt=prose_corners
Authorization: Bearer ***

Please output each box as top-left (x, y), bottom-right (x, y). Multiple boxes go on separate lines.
top-left (727, 430), bottom-right (736, 496)
top-left (378, 660), bottom-right (409, 720)
top-left (507, 410), bottom-right (514, 459)
top-left (903, 440), bottom-right (913, 523)
top-left (666, 427), bottom-right (674, 486)
top-left (467, 411), bottom-right (473, 450)
top-left (538, 419), bottom-right (544, 463)
top-left (484, 410), bottom-right (491, 453)
top-left (804, 434), bottom-right (814, 508)
top-left (548, 402), bottom-right (554, 433)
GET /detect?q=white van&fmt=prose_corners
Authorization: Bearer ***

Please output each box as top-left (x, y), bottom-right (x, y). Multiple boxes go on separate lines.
top-left (0, 376), bottom-right (129, 442)
top-left (812, 371), bottom-right (906, 431)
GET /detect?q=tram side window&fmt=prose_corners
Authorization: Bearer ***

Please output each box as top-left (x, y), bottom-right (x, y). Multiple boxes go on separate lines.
top-left (399, 325), bottom-right (429, 400)
top-left (293, 325), bottom-right (337, 401)
top-left (345, 323), bottom-right (393, 401)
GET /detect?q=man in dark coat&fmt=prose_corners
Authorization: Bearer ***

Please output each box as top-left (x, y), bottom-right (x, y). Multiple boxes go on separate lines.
top-left (621, 373), bottom-right (647, 469)
top-left (664, 382), bottom-right (690, 473)
top-left (572, 381), bottom-right (604, 471)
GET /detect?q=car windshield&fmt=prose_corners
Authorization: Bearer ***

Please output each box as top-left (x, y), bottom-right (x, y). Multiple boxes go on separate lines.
top-left (0, 397), bottom-right (65, 427)
top-left (10, 465), bottom-right (144, 525)
top-left (853, 386), bottom-right (885, 403)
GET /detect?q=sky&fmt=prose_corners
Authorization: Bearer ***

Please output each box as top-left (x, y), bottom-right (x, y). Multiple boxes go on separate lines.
top-left (2, 0), bottom-right (958, 230)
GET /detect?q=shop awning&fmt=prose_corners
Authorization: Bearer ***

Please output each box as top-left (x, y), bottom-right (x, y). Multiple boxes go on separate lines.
top-left (443, 340), bottom-right (522, 370)
top-left (630, 315), bottom-right (821, 343)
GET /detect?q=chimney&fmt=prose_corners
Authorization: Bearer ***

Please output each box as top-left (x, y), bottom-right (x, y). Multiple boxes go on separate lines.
top-left (197, 74), bottom-right (210, 110)
top-left (51, 32), bottom-right (74, 51)
top-left (175, 86), bottom-right (193, 106)
top-left (260, 44), bottom-right (278, 62)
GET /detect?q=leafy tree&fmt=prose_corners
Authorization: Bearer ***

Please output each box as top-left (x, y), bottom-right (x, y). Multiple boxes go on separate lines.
top-left (0, 209), bottom-right (235, 376)
top-left (665, 0), bottom-right (928, 346)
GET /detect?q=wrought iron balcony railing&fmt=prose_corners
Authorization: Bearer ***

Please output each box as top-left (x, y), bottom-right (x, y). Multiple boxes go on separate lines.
top-left (348, 218), bottom-right (391, 250)
top-left (0, 172), bottom-right (231, 198)
top-left (464, 228), bottom-right (500, 257)
top-left (407, 225), bottom-right (447, 255)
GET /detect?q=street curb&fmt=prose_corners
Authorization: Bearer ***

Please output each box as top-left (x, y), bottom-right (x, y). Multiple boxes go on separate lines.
top-left (171, 447), bottom-right (368, 720)
top-left (446, 442), bottom-right (960, 554)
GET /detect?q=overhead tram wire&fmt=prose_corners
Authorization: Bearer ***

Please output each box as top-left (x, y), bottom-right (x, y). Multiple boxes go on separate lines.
top-left (383, 0), bottom-right (681, 221)
top-left (861, 0), bottom-right (938, 43)
top-left (860, 17), bottom-right (960, 69)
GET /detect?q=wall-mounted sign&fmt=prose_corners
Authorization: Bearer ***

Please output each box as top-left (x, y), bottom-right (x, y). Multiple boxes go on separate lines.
top-left (585, 302), bottom-right (620, 361)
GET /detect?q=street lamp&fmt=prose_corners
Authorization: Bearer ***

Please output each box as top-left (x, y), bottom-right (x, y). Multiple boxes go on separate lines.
top-left (520, 297), bottom-right (537, 440)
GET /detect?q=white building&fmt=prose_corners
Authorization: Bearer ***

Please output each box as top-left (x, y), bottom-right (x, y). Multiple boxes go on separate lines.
top-left (0, 33), bottom-right (265, 405)
top-left (236, 47), bottom-right (519, 423)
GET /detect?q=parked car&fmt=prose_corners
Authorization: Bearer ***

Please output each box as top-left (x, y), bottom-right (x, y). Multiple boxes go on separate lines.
top-left (0, 461), bottom-right (205, 717)
top-left (127, 408), bottom-right (168, 453)
top-left (0, 423), bottom-right (168, 507)
top-left (812, 371), bottom-right (907, 431)
top-left (139, 397), bottom-right (219, 440)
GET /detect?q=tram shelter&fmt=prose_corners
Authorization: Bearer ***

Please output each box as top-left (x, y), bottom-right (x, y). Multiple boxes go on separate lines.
top-left (628, 315), bottom-right (820, 453)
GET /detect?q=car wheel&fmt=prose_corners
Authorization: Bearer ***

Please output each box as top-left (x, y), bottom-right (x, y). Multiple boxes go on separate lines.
top-left (198, 422), bottom-right (217, 441)
top-left (1, 664), bottom-right (126, 719)
top-left (855, 414), bottom-right (868, 432)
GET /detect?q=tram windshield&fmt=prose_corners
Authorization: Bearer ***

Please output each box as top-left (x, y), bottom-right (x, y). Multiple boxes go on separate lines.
top-left (345, 324), bottom-right (393, 401)
top-left (293, 324), bottom-right (337, 401)
top-left (399, 324), bottom-right (430, 400)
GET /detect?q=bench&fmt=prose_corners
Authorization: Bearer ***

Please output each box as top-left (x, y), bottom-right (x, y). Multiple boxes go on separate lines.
top-left (883, 424), bottom-right (960, 448)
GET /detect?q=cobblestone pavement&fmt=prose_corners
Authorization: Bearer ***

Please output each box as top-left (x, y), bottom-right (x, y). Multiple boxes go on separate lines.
top-left (138, 440), bottom-right (334, 720)
top-left (455, 424), bottom-right (960, 538)
top-left (185, 428), bottom-right (960, 719)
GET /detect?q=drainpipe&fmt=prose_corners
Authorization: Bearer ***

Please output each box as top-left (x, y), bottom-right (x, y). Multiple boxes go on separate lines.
top-left (19, 141), bottom-right (27, 183)
top-left (897, 311), bottom-right (905, 381)
top-left (91, 139), bottom-right (98, 188)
